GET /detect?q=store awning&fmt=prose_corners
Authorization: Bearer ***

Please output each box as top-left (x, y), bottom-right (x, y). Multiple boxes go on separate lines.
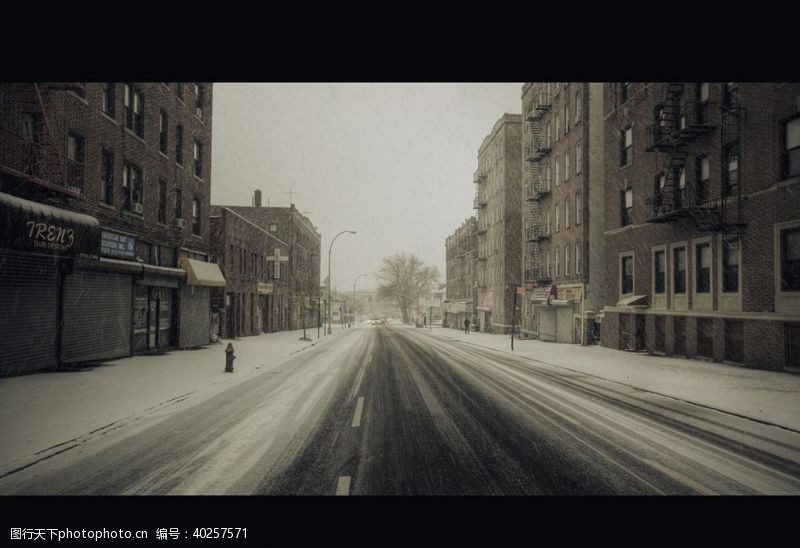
top-left (616, 294), bottom-right (649, 308)
top-left (179, 257), bottom-right (226, 287)
top-left (0, 191), bottom-right (100, 256)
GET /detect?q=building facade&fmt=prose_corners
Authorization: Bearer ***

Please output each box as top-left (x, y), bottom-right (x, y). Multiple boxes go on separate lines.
top-left (221, 193), bottom-right (321, 331)
top-left (209, 206), bottom-right (291, 338)
top-left (444, 216), bottom-right (477, 329)
top-left (520, 82), bottom-right (605, 344)
top-left (0, 82), bottom-right (223, 376)
top-left (602, 82), bottom-right (800, 370)
top-left (473, 113), bottom-right (522, 333)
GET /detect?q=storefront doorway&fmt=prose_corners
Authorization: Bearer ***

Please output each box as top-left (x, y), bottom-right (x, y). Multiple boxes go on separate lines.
top-left (133, 285), bottom-right (175, 353)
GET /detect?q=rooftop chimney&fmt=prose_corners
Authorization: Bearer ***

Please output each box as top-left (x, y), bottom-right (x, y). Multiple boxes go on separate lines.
top-left (253, 189), bottom-right (262, 207)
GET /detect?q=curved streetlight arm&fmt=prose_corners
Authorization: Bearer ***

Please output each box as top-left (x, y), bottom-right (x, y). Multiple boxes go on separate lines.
top-left (327, 230), bottom-right (356, 334)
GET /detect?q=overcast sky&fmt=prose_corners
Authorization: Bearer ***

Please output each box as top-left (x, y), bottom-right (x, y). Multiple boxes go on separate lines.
top-left (210, 83), bottom-right (522, 292)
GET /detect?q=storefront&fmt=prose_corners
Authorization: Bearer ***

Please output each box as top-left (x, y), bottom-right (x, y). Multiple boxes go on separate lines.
top-left (0, 191), bottom-right (101, 375)
top-left (178, 257), bottom-right (225, 348)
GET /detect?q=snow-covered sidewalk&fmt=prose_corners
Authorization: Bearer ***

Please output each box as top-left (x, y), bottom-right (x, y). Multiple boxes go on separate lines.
top-left (427, 325), bottom-right (800, 432)
top-left (0, 329), bottom-right (339, 468)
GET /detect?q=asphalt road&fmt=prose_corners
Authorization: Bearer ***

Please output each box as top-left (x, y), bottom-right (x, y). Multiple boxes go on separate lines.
top-left (3, 324), bottom-right (800, 495)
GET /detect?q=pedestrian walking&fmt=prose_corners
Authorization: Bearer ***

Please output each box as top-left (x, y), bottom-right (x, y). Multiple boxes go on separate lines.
top-left (464, 317), bottom-right (470, 335)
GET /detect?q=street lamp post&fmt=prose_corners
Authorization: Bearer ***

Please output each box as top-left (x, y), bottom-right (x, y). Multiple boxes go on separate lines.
top-left (353, 273), bottom-right (367, 326)
top-left (328, 230), bottom-right (357, 335)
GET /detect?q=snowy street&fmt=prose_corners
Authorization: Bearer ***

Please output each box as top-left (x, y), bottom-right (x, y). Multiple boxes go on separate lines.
top-left (1, 324), bottom-right (800, 495)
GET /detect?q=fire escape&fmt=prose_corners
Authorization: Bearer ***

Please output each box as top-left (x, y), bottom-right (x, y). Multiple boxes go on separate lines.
top-left (524, 89), bottom-right (552, 286)
top-left (645, 83), bottom-right (745, 235)
top-left (473, 173), bottom-right (488, 289)
top-left (0, 83), bottom-right (85, 198)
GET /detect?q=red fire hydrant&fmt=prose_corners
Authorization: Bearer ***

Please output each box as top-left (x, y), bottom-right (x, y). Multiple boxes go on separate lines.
top-left (225, 343), bottom-right (235, 373)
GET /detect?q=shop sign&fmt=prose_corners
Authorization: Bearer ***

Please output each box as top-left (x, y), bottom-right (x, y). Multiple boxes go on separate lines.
top-left (0, 192), bottom-right (101, 256)
top-left (258, 282), bottom-right (274, 295)
top-left (558, 286), bottom-right (582, 301)
top-left (101, 230), bottom-right (137, 259)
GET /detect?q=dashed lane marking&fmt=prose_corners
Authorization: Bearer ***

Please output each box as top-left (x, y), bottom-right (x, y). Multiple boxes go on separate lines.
top-left (352, 397), bottom-right (365, 428)
top-left (336, 476), bottom-right (351, 496)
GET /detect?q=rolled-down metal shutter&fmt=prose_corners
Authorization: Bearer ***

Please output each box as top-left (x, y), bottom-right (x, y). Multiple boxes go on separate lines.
top-left (61, 270), bottom-right (132, 363)
top-left (0, 252), bottom-right (60, 375)
top-left (179, 285), bottom-right (210, 348)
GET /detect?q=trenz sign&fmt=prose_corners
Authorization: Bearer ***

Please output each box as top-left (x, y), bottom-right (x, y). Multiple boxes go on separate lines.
top-left (25, 220), bottom-right (75, 252)
top-left (0, 192), bottom-right (101, 256)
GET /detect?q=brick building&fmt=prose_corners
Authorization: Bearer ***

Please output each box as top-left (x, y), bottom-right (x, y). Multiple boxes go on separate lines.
top-left (444, 216), bottom-right (477, 329)
top-left (0, 82), bottom-right (223, 376)
top-left (217, 191), bottom-right (321, 331)
top-left (520, 82), bottom-right (605, 344)
top-left (472, 113), bottom-right (522, 333)
top-left (602, 82), bottom-right (800, 370)
top-left (209, 206), bottom-right (290, 338)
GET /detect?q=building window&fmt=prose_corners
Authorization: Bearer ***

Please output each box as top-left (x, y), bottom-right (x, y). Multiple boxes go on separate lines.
top-left (158, 179), bottom-right (167, 224)
top-left (564, 101), bottom-right (570, 134)
top-left (722, 236), bottom-right (740, 293)
top-left (783, 116), bottom-right (800, 179)
top-left (674, 247), bottom-right (687, 293)
top-left (655, 172), bottom-right (666, 199)
top-left (696, 82), bottom-right (710, 124)
top-left (122, 161), bottom-right (143, 211)
top-left (123, 84), bottom-right (144, 138)
top-left (175, 187), bottom-right (183, 219)
top-left (555, 158), bottom-right (560, 186)
top-left (177, 82), bottom-right (184, 101)
top-left (724, 144), bottom-right (739, 197)
top-left (696, 154), bottom-right (710, 204)
top-left (575, 90), bottom-right (582, 122)
top-left (575, 192), bottom-right (582, 225)
top-left (564, 197), bottom-right (570, 228)
top-left (66, 131), bottom-right (85, 189)
top-left (697, 319), bottom-right (713, 358)
top-left (723, 82), bottom-right (738, 108)
top-left (555, 205), bottom-right (560, 232)
top-left (565, 245), bottom-right (570, 276)
top-left (102, 83), bottom-right (115, 117)
top-left (621, 188), bottom-right (633, 227)
top-left (565, 150), bottom-right (570, 181)
top-left (677, 167), bottom-right (687, 206)
top-left (545, 210), bottom-right (551, 235)
top-left (555, 114), bottom-right (560, 141)
top-left (555, 248), bottom-right (560, 277)
top-left (621, 126), bottom-right (633, 166)
top-left (575, 241), bottom-right (582, 276)
top-left (654, 250), bottom-right (666, 294)
top-left (725, 320), bottom-right (744, 363)
top-left (175, 125), bottom-right (184, 165)
top-left (620, 82), bottom-right (632, 104)
top-left (696, 242), bottom-right (711, 293)
top-left (195, 83), bottom-right (204, 119)
top-left (781, 226), bottom-right (800, 291)
top-left (159, 110), bottom-right (168, 154)
top-left (575, 143), bottom-right (582, 174)
top-left (192, 197), bottom-right (201, 235)
top-left (546, 251), bottom-right (551, 278)
top-left (621, 255), bottom-right (634, 295)
top-left (545, 164), bottom-right (552, 190)
top-left (194, 140), bottom-right (203, 178)
top-left (100, 148), bottom-right (114, 205)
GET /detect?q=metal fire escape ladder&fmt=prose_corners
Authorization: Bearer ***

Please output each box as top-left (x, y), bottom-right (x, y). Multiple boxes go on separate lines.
top-left (524, 98), bottom-right (549, 284)
top-left (720, 100), bottom-right (746, 235)
top-left (647, 83), bottom-right (727, 232)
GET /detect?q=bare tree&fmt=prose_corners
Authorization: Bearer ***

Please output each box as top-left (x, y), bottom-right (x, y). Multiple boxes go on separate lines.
top-left (376, 253), bottom-right (440, 325)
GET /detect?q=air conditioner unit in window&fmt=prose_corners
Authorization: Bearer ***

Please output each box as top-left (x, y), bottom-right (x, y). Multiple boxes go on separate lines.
top-left (174, 218), bottom-right (186, 229)
top-left (133, 203), bottom-right (143, 215)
